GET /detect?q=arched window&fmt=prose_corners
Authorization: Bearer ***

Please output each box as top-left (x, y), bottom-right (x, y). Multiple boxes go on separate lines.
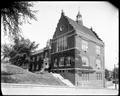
top-left (65, 56), bottom-right (74, 66)
top-left (82, 56), bottom-right (89, 66)
top-left (96, 59), bottom-right (101, 69)
top-left (96, 45), bottom-right (100, 55)
top-left (66, 57), bottom-right (71, 66)
top-left (59, 57), bottom-right (64, 67)
top-left (54, 58), bottom-right (57, 67)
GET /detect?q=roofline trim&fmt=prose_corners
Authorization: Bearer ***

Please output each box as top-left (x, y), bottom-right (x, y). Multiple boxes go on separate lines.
top-left (76, 29), bottom-right (104, 46)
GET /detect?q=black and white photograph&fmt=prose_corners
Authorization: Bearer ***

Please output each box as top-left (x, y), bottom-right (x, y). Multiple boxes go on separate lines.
top-left (1, 1), bottom-right (119, 95)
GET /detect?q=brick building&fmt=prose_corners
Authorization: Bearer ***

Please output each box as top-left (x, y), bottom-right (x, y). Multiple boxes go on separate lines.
top-left (50, 10), bottom-right (105, 88)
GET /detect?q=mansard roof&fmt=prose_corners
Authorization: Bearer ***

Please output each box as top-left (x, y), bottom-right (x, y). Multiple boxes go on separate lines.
top-left (65, 16), bottom-right (102, 41)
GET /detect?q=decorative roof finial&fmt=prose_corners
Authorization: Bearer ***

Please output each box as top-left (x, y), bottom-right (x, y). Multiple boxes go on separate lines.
top-left (76, 7), bottom-right (83, 25)
top-left (61, 9), bottom-right (65, 16)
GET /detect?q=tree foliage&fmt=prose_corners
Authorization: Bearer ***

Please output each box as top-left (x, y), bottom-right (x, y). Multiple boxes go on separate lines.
top-left (113, 67), bottom-right (119, 79)
top-left (2, 37), bottom-right (39, 68)
top-left (105, 69), bottom-right (111, 80)
top-left (1, 1), bottom-right (37, 38)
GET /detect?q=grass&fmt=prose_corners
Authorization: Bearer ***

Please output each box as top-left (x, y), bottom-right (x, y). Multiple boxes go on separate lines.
top-left (1, 63), bottom-right (66, 86)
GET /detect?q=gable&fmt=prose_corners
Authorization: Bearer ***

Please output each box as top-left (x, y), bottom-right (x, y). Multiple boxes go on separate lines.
top-left (53, 15), bottom-right (74, 39)
top-left (53, 12), bottom-right (103, 42)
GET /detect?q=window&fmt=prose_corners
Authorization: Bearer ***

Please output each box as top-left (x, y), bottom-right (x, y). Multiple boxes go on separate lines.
top-left (45, 52), bottom-right (48, 58)
top-left (82, 40), bottom-right (88, 52)
top-left (58, 36), bottom-right (67, 52)
top-left (52, 36), bottom-right (68, 53)
top-left (59, 57), bottom-right (64, 67)
top-left (60, 25), bottom-right (64, 32)
top-left (82, 73), bottom-right (89, 81)
top-left (60, 38), bottom-right (62, 51)
top-left (96, 73), bottom-right (102, 80)
top-left (32, 57), bottom-right (35, 62)
top-left (37, 55), bottom-right (39, 61)
top-left (96, 59), bottom-right (101, 69)
top-left (56, 40), bottom-right (58, 52)
top-left (82, 56), bottom-right (89, 66)
top-left (67, 35), bottom-right (74, 48)
top-left (57, 39), bottom-right (59, 52)
top-left (66, 57), bottom-right (71, 66)
top-left (54, 58), bottom-right (57, 67)
top-left (96, 45), bottom-right (100, 55)
top-left (64, 36), bottom-right (67, 49)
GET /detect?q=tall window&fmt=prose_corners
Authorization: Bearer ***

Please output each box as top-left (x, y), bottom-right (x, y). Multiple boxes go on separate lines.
top-left (59, 57), bottom-right (64, 67)
top-left (64, 36), bottom-right (67, 49)
top-left (37, 55), bottom-right (39, 61)
top-left (54, 58), bottom-right (57, 67)
top-left (66, 57), bottom-right (71, 66)
top-left (96, 73), bottom-right (102, 80)
top-left (67, 35), bottom-right (74, 48)
top-left (32, 57), bottom-right (35, 62)
top-left (82, 56), bottom-right (89, 66)
top-left (59, 38), bottom-right (62, 51)
top-left (52, 35), bottom-right (72, 53)
top-left (82, 73), bottom-right (89, 81)
top-left (96, 45), bottom-right (100, 55)
top-left (82, 40), bottom-right (88, 52)
top-left (96, 59), bottom-right (101, 69)
top-left (57, 36), bottom-right (67, 51)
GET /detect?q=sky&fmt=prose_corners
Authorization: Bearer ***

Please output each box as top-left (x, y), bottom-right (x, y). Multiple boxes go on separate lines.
top-left (1, 1), bottom-right (119, 71)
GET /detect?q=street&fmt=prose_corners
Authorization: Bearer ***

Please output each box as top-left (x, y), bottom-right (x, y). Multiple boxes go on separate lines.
top-left (1, 83), bottom-right (119, 95)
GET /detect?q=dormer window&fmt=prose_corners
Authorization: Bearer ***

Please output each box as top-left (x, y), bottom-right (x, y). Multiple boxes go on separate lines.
top-left (82, 40), bottom-right (88, 52)
top-left (96, 45), bottom-right (100, 55)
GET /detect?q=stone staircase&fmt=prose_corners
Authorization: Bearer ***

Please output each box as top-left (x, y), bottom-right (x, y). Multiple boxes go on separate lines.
top-left (51, 73), bottom-right (75, 87)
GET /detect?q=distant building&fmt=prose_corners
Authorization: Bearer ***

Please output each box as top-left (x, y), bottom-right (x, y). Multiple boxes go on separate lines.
top-left (50, 10), bottom-right (105, 88)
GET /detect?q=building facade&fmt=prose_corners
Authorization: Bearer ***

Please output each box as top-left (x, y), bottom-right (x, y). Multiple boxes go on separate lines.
top-left (30, 10), bottom-right (105, 88)
top-left (30, 46), bottom-right (51, 72)
top-left (50, 11), bottom-right (105, 88)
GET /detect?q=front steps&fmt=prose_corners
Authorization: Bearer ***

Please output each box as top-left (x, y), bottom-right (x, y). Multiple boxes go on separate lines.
top-left (51, 73), bottom-right (75, 87)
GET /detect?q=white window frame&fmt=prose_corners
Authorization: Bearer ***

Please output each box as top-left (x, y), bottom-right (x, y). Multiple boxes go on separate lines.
top-left (96, 45), bottom-right (100, 55)
top-left (59, 57), bottom-right (64, 67)
top-left (96, 59), bottom-right (101, 69)
top-left (66, 57), bottom-right (71, 66)
top-left (82, 40), bottom-right (88, 52)
top-left (82, 56), bottom-right (89, 66)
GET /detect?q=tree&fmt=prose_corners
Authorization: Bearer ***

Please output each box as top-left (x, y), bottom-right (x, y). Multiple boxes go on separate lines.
top-left (1, 1), bottom-right (37, 38)
top-left (105, 69), bottom-right (111, 81)
top-left (2, 37), bottom-right (39, 69)
top-left (113, 67), bottom-right (119, 80)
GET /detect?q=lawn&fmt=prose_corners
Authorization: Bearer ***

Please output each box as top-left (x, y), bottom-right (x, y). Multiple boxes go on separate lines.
top-left (1, 63), bottom-right (66, 86)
